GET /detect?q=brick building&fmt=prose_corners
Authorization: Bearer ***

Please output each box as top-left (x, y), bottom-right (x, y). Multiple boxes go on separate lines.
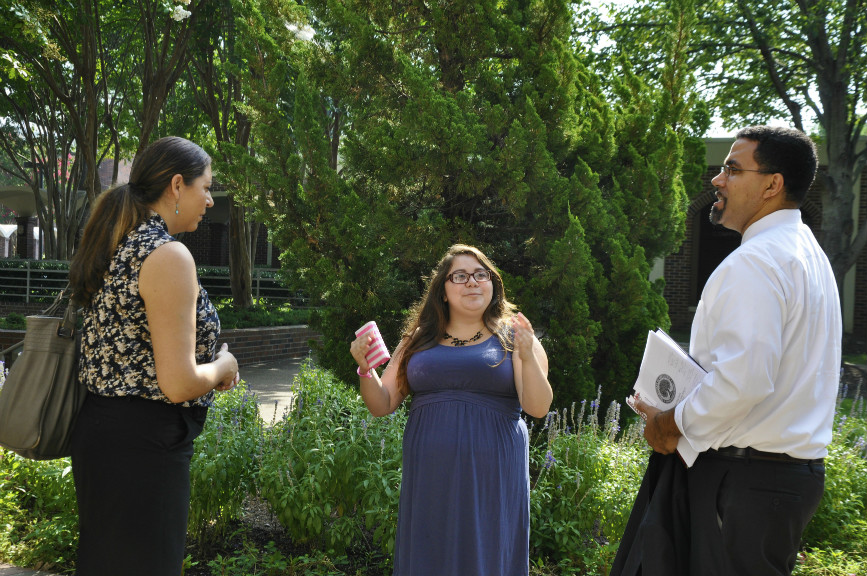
top-left (661, 137), bottom-right (867, 341)
top-left (176, 181), bottom-right (280, 268)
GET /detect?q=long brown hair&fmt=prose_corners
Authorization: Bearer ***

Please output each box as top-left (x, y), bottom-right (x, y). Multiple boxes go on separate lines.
top-left (69, 137), bottom-right (211, 305)
top-left (396, 244), bottom-right (516, 396)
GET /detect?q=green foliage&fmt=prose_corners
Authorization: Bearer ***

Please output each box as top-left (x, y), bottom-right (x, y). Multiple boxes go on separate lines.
top-left (189, 383), bottom-right (264, 550)
top-left (0, 259), bottom-right (69, 271)
top-left (0, 205), bottom-right (16, 222)
top-left (528, 392), bottom-right (648, 574)
top-left (792, 547), bottom-right (867, 576)
top-left (207, 540), bottom-right (349, 576)
top-left (2, 364), bottom-right (867, 576)
top-left (258, 362), bottom-right (404, 557)
top-left (0, 453), bottom-right (78, 573)
top-left (227, 0), bottom-right (700, 412)
top-left (792, 396), bottom-right (867, 575)
top-left (801, 398), bottom-right (867, 555)
top-left (214, 301), bottom-right (310, 329)
top-left (0, 313), bottom-right (26, 330)
top-left (602, 0), bottom-right (867, 284)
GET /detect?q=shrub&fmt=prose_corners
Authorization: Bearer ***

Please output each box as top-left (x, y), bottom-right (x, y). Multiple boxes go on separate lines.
top-left (0, 313), bottom-right (26, 330)
top-left (214, 301), bottom-right (311, 329)
top-left (2, 363), bottom-right (866, 576)
top-left (257, 361), bottom-right (404, 558)
top-left (801, 395), bottom-right (867, 556)
top-left (206, 541), bottom-right (349, 576)
top-left (0, 453), bottom-right (78, 572)
top-left (529, 391), bottom-right (648, 574)
top-left (189, 383), bottom-right (264, 551)
top-left (793, 547), bottom-right (866, 576)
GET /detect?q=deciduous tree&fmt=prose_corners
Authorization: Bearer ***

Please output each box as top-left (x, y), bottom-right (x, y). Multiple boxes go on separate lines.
top-left (602, 0), bottom-right (867, 297)
top-left (0, 75), bottom-right (88, 259)
top-left (187, 0), bottom-right (264, 308)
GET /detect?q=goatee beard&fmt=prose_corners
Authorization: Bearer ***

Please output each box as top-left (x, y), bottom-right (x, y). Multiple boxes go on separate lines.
top-left (709, 206), bottom-right (722, 225)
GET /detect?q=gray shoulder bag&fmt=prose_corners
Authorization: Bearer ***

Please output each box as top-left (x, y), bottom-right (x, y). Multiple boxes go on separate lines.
top-left (0, 286), bottom-right (87, 460)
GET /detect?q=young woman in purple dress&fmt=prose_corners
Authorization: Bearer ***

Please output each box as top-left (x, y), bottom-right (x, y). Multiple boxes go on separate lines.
top-left (350, 244), bottom-right (553, 576)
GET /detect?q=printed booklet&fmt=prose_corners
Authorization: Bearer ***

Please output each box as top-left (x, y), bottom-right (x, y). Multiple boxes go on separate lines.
top-left (629, 328), bottom-right (706, 467)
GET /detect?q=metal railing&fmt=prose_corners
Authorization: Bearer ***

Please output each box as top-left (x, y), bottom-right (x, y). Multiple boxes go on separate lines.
top-left (0, 260), bottom-right (69, 303)
top-left (196, 269), bottom-right (305, 306)
top-left (0, 259), bottom-right (300, 305)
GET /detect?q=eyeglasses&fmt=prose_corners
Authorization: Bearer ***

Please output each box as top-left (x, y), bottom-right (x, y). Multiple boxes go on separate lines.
top-left (447, 270), bottom-right (492, 284)
top-left (719, 165), bottom-right (775, 178)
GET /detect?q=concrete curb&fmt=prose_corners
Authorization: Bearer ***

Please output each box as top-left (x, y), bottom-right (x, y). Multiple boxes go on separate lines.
top-left (0, 564), bottom-right (62, 576)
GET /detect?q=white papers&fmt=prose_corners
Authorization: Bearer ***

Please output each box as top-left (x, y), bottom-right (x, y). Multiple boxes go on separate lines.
top-left (634, 329), bottom-right (704, 408)
top-left (632, 329), bottom-right (706, 467)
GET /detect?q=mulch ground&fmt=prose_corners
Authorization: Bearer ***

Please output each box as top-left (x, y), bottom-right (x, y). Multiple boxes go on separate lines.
top-left (184, 496), bottom-right (390, 576)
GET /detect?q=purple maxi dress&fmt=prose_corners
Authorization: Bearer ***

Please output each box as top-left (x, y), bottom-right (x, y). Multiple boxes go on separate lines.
top-left (393, 335), bottom-right (530, 576)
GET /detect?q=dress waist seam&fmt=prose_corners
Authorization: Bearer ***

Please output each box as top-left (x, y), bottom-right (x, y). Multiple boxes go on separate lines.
top-left (410, 391), bottom-right (520, 419)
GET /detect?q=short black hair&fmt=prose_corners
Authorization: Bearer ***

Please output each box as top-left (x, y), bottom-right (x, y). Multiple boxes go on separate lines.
top-left (735, 125), bottom-right (818, 205)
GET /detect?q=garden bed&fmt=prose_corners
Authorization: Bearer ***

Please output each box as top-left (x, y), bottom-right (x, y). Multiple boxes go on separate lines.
top-left (1, 363), bottom-right (865, 575)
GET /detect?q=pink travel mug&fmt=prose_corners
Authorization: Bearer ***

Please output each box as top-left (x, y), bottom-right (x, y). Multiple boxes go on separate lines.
top-left (355, 321), bottom-right (391, 370)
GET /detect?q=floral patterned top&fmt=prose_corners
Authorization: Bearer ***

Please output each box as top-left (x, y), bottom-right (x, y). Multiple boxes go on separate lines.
top-left (79, 213), bottom-right (219, 407)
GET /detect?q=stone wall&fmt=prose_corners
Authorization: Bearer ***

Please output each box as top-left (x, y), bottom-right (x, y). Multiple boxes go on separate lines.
top-left (218, 325), bottom-right (321, 366)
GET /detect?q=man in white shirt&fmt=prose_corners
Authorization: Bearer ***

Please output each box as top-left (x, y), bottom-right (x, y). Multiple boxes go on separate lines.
top-left (633, 126), bottom-right (841, 575)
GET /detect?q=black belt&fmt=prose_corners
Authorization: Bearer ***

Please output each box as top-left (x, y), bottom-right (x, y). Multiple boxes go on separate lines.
top-left (712, 446), bottom-right (823, 465)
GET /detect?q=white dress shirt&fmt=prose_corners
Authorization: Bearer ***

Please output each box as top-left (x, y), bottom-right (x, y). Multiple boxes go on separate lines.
top-left (674, 209), bottom-right (841, 460)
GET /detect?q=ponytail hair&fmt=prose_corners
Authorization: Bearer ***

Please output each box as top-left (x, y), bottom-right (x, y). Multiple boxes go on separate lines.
top-left (70, 137), bottom-right (211, 305)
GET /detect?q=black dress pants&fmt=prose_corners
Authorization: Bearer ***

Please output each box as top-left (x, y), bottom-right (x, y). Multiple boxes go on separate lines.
top-left (688, 451), bottom-right (825, 576)
top-left (70, 393), bottom-right (207, 576)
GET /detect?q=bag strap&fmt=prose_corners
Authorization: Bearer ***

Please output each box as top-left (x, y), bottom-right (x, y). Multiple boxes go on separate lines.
top-left (42, 283), bottom-right (70, 317)
top-left (41, 283), bottom-right (78, 340)
top-left (57, 302), bottom-right (77, 339)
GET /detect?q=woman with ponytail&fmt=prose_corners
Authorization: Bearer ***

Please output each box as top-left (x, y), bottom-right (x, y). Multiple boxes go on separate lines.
top-left (69, 137), bottom-right (239, 576)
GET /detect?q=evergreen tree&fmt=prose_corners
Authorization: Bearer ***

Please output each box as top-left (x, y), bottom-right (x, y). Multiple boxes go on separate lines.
top-left (233, 0), bottom-right (701, 410)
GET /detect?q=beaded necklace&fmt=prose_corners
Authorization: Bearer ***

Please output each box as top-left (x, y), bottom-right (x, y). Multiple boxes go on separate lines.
top-left (443, 330), bottom-right (483, 346)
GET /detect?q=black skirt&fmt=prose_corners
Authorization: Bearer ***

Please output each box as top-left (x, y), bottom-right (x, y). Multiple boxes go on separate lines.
top-left (71, 393), bottom-right (207, 576)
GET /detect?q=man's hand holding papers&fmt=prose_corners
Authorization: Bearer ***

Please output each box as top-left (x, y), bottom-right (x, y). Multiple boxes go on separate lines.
top-left (627, 329), bottom-right (707, 467)
top-left (631, 394), bottom-right (681, 455)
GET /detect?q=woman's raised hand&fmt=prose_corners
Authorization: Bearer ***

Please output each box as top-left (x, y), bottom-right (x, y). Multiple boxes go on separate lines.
top-left (350, 333), bottom-right (372, 373)
top-left (512, 312), bottom-right (536, 360)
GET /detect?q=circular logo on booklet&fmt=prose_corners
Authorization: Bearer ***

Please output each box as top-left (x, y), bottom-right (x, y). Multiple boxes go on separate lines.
top-left (655, 374), bottom-right (676, 404)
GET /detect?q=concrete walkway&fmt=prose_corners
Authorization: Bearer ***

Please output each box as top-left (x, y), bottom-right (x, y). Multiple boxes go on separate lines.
top-left (0, 356), bottom-right (309, 576)
top-left (240, 356), bottom-right (306, 424)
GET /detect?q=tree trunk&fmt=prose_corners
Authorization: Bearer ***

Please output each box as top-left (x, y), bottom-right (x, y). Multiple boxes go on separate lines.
top-left (228, 195), bottom-right (254, 308)
top-left (249, 220), bottom-right (261, 270)
top-left (813, 66), bottom-right (867, 319)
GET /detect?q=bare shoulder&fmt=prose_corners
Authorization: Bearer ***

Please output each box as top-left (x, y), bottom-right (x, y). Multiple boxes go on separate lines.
top-left (143, 240), bottom-right (194, 269)
top-left (140, 241), bottom-right (196, 296)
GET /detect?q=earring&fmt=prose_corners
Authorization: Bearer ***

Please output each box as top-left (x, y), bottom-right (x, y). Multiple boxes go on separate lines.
top-left (175, 203), bottom-right (179, 215)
